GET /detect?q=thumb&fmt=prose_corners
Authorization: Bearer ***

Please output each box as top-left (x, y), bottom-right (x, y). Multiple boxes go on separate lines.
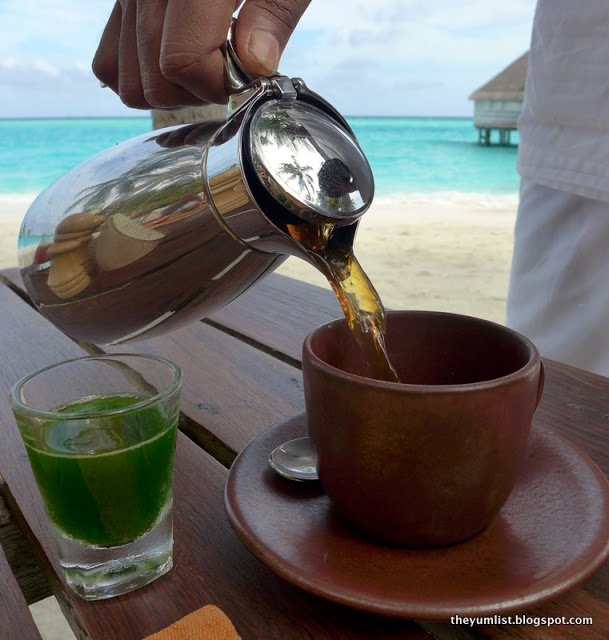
top-left (235, 0), bottom-right (312, 77)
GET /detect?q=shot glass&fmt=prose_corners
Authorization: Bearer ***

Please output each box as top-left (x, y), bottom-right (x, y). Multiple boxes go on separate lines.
top-left (10, 353), bottom-right (182, 600)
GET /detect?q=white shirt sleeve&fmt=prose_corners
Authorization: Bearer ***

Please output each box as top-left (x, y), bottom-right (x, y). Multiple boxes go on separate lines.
top-left (517, 0), bottom-right (609, 204)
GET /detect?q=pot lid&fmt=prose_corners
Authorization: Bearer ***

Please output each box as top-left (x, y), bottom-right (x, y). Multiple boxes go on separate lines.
top-left (248, 99), bottom-right (374, 224)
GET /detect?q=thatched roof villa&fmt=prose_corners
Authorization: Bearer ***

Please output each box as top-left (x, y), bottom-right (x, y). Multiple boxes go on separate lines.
top-left (469, 52), bottom-right (528, 145)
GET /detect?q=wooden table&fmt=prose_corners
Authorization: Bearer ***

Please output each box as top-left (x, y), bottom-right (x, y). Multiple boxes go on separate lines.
top-left (1, 266), bottom-right (609, 640)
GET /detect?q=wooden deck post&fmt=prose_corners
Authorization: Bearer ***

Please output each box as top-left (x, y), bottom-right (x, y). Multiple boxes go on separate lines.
top-left (477, 128), bottom-right (491, 145)
top-left (476, 126), bottom-right (514, 146)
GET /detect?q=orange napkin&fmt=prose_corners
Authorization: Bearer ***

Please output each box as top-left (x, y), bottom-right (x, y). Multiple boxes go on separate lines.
top-left (143, 605), bottom-right (240, 640)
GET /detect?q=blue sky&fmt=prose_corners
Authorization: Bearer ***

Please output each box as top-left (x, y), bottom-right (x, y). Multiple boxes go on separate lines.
top-left (0, 0), bottom-right (537, 118)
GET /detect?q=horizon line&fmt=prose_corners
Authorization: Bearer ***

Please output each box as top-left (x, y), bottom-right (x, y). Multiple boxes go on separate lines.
top-left (0, 114), bottom-right (473, 121)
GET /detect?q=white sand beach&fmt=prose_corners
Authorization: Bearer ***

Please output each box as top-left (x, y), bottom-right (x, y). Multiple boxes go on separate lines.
top-left (0, 195), bottom-right (32, 269)
top-left (0, 192), bottom-right (517, 324)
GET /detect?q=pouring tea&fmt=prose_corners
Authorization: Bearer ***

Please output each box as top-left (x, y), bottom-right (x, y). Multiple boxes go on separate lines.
top-left (18, 33), bottom-right (398, 384)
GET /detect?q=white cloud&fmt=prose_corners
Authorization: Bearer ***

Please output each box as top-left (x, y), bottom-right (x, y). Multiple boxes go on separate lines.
top-left (0, 61), bottom-right (132, 117)
top-left (298, 0), bottom-right (535, 32)
top-left (282, 0), bottom-right (536, 115)
top-left (32, 59), bottom-right (60, 77)
top-left (0, 1), bottom-right (132, 116)
top-left (0, 0), bottom-right (111, 66)
top-left (0, 0), bottom-right (537, 117)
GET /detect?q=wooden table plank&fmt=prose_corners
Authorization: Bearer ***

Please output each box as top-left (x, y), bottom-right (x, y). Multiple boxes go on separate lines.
top-left (0, 267), bottom-right (24, 292)
top-left (0, 268), bottom-right (340, 365)
top-left (537, 360), bottom-right (609, 465)
top-left (0, 268), bottom-right (305, 463)
top-left (209, 272), bottom-right (342, 362)
top-left (0, 491), bottom-right (52, 604)
top-left (0, 281), bottom-right (433, 639)
top-left (0, 543), bottom-right (42, 640)
top-left (105, 322), bottom-right (305, 461)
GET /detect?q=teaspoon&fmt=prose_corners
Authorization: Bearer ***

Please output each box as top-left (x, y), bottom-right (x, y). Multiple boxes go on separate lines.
top-left (269, 437), bottom-right (318, 482)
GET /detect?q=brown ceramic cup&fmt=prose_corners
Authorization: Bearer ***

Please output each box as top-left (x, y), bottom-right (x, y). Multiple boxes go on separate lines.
top-left (302, 310), bottom-right (544, 547)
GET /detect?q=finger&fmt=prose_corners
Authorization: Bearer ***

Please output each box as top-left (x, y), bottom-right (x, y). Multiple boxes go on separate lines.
top-left (137, 0), bottom-right (205, 108)
top-left (117, 0), bottom-right (148, 108)
top-left (235, 0), bottom-right (312, 76)
top-left (160, 0), bottom-right (240, 104)
top-left (92, 1), bottom-right (122, 93)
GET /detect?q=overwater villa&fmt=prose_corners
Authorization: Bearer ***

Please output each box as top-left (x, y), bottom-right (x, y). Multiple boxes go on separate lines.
top-left (469, 52), bottom-right (528, 145)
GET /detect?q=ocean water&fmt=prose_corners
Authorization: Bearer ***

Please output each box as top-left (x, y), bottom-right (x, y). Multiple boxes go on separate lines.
top-left (350, 117), bottom-right (519, 196)
top-left (0, 116), bottom-right (519, 202)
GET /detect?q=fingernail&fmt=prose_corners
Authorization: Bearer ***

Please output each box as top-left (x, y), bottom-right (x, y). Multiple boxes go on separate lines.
top-left (247, 29), bottom-right (280, 75)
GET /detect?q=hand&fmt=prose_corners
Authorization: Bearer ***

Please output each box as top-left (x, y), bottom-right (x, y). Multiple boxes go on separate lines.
top-left (92, 0), bottom-right (312, 109)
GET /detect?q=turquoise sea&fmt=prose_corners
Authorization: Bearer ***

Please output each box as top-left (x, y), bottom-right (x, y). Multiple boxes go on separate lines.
top-left (0, 116), bottom-right (519, 200)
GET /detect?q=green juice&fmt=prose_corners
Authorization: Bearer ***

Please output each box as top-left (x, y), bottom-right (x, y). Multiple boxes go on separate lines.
top-left (22, 395), bottom-right (177, 547)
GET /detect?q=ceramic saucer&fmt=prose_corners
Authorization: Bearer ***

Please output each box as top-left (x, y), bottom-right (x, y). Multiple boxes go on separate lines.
top-left (224, 412), bottom-right (609, 619)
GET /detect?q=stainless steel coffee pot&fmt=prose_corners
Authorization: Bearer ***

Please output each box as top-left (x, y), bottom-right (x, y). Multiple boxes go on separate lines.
top-left (18, 34), bottom-right (374, 344)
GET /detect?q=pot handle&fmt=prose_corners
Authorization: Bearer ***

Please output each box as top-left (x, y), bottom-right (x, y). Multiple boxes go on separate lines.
top-left (535, 360), bottom-right (545, 408)
top-left (222, 19), bottom-right (256, 96)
